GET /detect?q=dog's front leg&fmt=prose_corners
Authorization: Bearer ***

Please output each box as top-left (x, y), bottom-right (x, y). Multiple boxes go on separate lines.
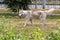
top-left (24, 16), bottom-right (30, 27)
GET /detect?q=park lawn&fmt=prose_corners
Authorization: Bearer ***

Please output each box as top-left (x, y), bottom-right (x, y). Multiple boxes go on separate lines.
top-left (0, 9), bottom-right (60, 40)
top-left (0, 13), bottom-right (60, 40)
top-left (0, 8), bottom-right (12, 13)
top-left (0, 13), bottom-right (60, 32)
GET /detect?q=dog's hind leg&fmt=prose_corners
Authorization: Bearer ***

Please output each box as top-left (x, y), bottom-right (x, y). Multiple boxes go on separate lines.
top-left (41, 13), bottom-right (47, 26)
top-left (30, 18), bottom-right (34, 26)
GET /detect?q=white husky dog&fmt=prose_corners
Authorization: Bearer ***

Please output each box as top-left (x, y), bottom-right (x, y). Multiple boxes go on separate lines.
top-left (19, 8), bottom-right (55, 27)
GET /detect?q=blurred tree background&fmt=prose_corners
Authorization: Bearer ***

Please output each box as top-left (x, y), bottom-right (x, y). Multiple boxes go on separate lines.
top-left (4, 0), bottom-right (31, 12)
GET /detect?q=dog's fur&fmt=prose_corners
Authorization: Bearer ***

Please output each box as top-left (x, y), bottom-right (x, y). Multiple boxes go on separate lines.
top-left (18, 8), bottom-right (55, 27)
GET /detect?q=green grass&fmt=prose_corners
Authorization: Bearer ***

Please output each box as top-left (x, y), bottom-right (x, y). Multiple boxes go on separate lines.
top-left (0, 8), bottom-right (60, 40)
top-left (0, 13), bottom-right (45, 40)
top-left (0, 13), bottom-right (60, 40)
top-left (0, 8), bottom-right (12, 13)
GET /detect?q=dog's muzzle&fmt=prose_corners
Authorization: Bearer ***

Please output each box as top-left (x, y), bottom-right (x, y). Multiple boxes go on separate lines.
top-left (18, 14), bottom-right (22, 18)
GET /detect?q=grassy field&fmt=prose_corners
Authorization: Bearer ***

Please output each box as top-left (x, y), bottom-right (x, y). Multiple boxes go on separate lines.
top-left (0, 8), bottom-right (60, 40)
